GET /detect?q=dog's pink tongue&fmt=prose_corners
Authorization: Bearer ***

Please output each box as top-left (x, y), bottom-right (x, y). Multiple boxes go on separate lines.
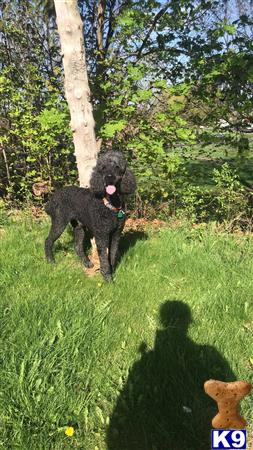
top-left (106, 185), bottom-right (116, 195)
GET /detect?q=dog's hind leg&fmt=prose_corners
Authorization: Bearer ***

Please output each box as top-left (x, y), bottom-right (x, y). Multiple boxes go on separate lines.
top-left (45, 218), bottom-right (67, 263)
top-left (72, 222), bottom-right (94, 268)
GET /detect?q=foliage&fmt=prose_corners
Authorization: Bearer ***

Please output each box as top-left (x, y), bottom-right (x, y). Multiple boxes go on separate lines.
top-left (0, 1), bottom-right (76, 200)
top-left (0, 69), bottom-right (75, 199)
top-left (213, 163), bottom-right (248, 222)
top-left (0, 0), bottom-right (252, 222)
top-left (185, 14), bottom-right (253, 131)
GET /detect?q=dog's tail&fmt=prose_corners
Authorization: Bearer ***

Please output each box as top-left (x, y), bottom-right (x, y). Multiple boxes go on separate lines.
top-left (44, 199), bottom-right (52, 216)
top-left (44, 196), bottom-right (57, 216)
top-left (44, 189), bottom-right (64, 216)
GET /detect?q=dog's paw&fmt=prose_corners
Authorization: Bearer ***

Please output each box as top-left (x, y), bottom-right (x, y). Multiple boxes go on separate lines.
top-left (103, 273), bottom-right (113, 282)
top-left (85, 260), bottom-right (94, 269)
top-left (46, 257), bottom-right (55, 264)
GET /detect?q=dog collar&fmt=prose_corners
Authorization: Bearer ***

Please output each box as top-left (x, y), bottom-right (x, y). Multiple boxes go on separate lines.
top-left (103, 197), bottom-right (125, 220)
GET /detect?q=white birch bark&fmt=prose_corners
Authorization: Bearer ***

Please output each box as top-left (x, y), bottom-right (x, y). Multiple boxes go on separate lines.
top-left (54, 0), bottom-right (98, 187)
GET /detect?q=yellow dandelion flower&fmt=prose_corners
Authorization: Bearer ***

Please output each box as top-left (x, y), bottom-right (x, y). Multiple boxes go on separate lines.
top-left (65, 426), bottom-right (74, 437)
top-left (97, 282), bottom-right (102, 288)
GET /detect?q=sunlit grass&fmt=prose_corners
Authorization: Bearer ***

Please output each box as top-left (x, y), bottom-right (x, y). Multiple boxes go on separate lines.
top-left (0, 216), bottom-right (253, 449)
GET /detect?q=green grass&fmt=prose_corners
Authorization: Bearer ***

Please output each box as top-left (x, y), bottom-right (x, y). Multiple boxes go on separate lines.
top-left (0, 216), bottom-right (253, 449)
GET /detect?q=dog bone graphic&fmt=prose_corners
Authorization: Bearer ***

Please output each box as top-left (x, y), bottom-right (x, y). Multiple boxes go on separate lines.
top-left (204, 379), bottom-right (251, 429)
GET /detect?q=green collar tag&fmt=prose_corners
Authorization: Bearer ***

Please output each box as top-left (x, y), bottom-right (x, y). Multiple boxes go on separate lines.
top-left (117, 210), bottom-right (125, 220)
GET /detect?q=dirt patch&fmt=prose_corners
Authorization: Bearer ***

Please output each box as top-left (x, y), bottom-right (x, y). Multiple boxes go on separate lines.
top-left (124, 217), bottom-right (167, 231)
top-left (84, 244), bottom-right (101, 277)
top-left (31, 205), bottom-right (47, 219)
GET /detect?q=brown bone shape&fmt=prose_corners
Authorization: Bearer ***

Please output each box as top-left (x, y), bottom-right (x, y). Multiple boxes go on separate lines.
top-left (204, 379), bottom-right (251, 429)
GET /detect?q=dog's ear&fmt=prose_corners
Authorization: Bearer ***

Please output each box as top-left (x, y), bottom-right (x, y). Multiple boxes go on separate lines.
top-left (120, 168), bottom-right (137, 194)
top-left (89, 167), bottom-right (105, 195)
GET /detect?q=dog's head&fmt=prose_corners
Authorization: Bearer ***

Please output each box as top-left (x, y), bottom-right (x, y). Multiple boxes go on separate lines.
top-left (90, 151), bottom-right (136, 196)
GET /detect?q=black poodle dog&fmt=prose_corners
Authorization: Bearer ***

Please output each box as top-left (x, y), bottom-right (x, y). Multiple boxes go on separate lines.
top-left (44, 151), bottom-right (136, 281)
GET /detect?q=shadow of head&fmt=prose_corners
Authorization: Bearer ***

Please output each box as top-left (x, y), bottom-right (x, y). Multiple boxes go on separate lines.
top-left (159, 299), bottom-right (193, 334)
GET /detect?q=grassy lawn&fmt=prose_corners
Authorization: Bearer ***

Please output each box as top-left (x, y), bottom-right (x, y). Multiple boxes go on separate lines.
top-left (0, 215), bottom-right (253, 450)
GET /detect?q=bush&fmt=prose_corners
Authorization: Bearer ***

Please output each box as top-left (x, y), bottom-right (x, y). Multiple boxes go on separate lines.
top-left (212, 163), bottom-right (248, 222)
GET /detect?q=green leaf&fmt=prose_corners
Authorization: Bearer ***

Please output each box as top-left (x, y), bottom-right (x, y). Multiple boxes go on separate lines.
top-left (176, 128), bottom-right (195, 142)
top-left (223, 24), bottom-right (236, 35)
top-left (153, 80), bottom-right (167, 89)
top-left (132, 89), bottom-right (153, 102)
top-left (117, 10), bottom-right (135, 27)
top-left (101, 120), bottom-right (126, 138)
top-left (127, 65), bottom-right (144, 81)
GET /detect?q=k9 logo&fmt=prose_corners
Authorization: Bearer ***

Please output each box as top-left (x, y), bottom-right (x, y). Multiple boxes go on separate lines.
top-left (211, 430), bottom-right (246, 449)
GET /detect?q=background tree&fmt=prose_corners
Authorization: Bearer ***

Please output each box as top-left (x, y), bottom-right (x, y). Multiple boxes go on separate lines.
top-left (0, 0), bottom-right (73, 198)
top-left (0, 0), bottom-right (252, 222)
top-left (53, 0), bottom-right (98, 188)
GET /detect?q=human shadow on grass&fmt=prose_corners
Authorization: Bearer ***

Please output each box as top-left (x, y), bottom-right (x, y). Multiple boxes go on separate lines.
top-left (107, 300), bottom-right (236, 450)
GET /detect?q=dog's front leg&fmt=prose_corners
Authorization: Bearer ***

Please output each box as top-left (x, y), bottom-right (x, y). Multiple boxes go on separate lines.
top-left (95, 236), bottom-right (112, 282)
top-left (110, 228), bottom-right (123, 272)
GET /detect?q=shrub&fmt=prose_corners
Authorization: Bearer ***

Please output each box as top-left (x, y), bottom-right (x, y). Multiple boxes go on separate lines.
top-left (212, 163), bottom-right (247, 222)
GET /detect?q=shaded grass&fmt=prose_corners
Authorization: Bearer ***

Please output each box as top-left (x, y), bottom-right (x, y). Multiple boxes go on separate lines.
top-left (177, 134), bottom-right (253, 189)
top-left (184, 155), bottom-right (253, 189)
top-left (0, 217), bottom-right (253, 449)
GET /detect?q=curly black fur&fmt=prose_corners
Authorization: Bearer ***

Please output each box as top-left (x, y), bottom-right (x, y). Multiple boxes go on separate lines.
top-left (45, 151), bottom-right (136, 281)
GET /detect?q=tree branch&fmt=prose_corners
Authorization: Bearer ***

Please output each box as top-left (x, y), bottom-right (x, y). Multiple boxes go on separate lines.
top-left (1, 146), bottom-right (11, 185)
top-left (104, 0), bottom-right (117, 55)
top-left (136, 1), bottom-right (171, 61)
top-left (96, 0), bottom-right (106, 56)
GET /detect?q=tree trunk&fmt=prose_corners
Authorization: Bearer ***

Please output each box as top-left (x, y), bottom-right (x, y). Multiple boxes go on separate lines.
top-left (54, 0), bottom-right (98, 187)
